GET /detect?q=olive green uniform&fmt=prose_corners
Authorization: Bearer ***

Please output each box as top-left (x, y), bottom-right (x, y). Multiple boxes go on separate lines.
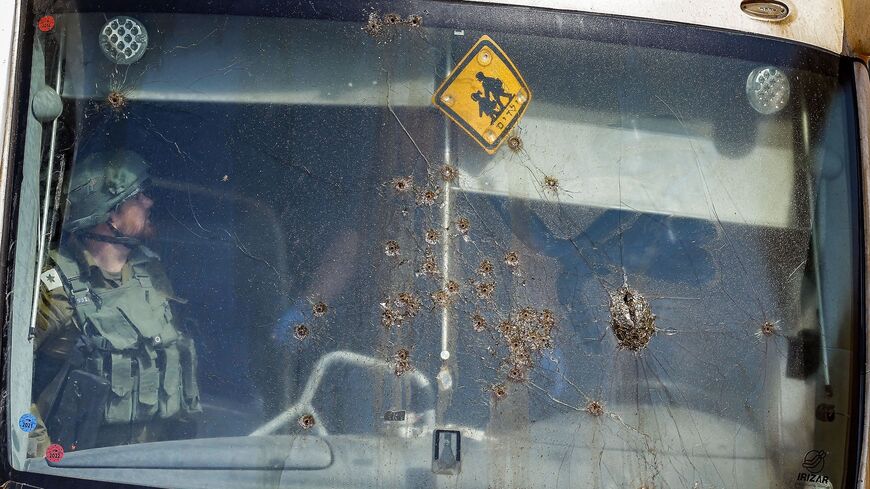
top-left (32, 234), bottom-right (201, 452)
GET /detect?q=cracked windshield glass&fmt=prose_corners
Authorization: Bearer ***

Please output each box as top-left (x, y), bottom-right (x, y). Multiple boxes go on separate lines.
top-left (8, 1), bottom-right (861, 488)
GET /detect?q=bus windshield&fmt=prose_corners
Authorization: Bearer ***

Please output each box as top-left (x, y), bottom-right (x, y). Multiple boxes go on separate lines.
top-left (5, 2), bottom-right (862, 489)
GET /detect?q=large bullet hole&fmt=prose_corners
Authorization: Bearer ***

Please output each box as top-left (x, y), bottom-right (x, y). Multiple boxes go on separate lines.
top-left (609, 285), bottom-right (657, 351)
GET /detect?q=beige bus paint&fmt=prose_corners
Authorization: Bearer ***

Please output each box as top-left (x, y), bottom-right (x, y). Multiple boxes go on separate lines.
top-left (844, 0), bottom-right (870, 58)
top-left (462, 0), bottom-right (845, 54)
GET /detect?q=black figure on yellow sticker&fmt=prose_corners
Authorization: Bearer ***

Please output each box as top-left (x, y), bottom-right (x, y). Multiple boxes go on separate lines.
top-left (433, 35), bottom-right (531, 154)
top-left (476, 71), bottom-right (513, 112)
top-left (471, 72), bottom-right (515, 123)
top-left (471, 91), bottom-right (499, 123)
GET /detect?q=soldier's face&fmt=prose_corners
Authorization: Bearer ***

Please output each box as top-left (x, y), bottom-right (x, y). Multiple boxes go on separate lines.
top-left (111, 191), bottom-right (156, 239)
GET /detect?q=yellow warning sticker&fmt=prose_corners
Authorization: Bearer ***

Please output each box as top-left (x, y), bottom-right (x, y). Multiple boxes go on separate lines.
top-left (433, 35), bottom-right (532, 154)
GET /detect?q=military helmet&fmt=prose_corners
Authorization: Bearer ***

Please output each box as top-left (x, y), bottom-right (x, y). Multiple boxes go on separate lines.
top-left (65, 150), bottom-right (151, 232)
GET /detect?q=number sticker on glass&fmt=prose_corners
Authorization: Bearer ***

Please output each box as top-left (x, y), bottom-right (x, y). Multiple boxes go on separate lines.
top-left (18, 413), bottom-right (36, 433)
top-left (432, 35), bottom-right (532, 154)
top-left (45, 444), bottom-right (64, 463)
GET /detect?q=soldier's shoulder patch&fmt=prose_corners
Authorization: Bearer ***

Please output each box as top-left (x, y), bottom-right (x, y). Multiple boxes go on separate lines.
top-left (40, 268), bottom-right (63, 291)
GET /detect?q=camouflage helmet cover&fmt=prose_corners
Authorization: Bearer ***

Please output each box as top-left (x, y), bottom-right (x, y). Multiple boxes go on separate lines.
top-left (65, 150), bottom-right (150, 232)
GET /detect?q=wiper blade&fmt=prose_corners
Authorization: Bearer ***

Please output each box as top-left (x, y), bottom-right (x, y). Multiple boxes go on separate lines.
top-left (39, 436), bottom-right (332, 470)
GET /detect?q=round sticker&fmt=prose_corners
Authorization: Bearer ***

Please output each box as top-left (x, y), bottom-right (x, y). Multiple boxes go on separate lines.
top-left (37, 16), bottom-right (55, 33)
top-left (45, 444), bottom-right (64, 463)
top-left (18, 413), bottom-right (37, 433)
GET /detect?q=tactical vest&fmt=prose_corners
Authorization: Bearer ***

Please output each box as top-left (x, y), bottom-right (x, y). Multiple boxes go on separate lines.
top-left (51, 248), bottom-right (201, 425)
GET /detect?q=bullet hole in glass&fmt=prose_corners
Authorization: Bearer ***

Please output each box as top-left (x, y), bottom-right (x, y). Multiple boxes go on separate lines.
top-left (503, 251), bottom-right (520, 268)
top-left (440, 164), bottom-right (458, 183)
top-left (381, 292), bottom-right (422, 329)
top-left (474, 281), bottom-right (495, 300)
top-left (417, 186), bottom-right (440, 206)
top-left (391, 176), bottom-right (413, 193)
top-left (517, 306), bottom-right (536, 324)
top-left (107, 90), bottom-right (127, 112)
top-left (384, 239), bottom-right (401, 257)
top-left (396, 292), bottom-right (422, 317)
top-left (538, 309), bottom-right (555, 330)
top-left (758, 320), bottom-right (779, 338)
top-left (491, 383), bottom-right (508, 400)
top-left (507, 364), bottom-right (527, 383)
top-left (472, 313), bottom-right (487, 332)
top-left (293, 324), bottom-right (309, 340)
top-left (312, 301), bottom-right (328, 318)
top-left (456, 216), bottom-right (470, 235)
top-left (543, 175), bottom-right (560, 194)
top-left (507, 134), bottom-right (523, 152)
top-left (394, 348), bottom-right (412, 376)
top-left (298, 414), bottom-right (316, 430)
top-left (446, 279), bottom-right (461, 295)
top-left (586, 400), bottom-right (605, 417)
top-left (425, 228), bottom-right (441, 245)
top-left (384, 13), bottom-right (401, 25)
top-left (382, 308), bottom-right (398, 328)
top-left (431, 289), bottom-right (451, 308)
top-left (364, 13), bottom-right (384, 37)
top-left (395, 347), bottom-right (410, 361)
top-left (421, 255), bottom-right (439, 276)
